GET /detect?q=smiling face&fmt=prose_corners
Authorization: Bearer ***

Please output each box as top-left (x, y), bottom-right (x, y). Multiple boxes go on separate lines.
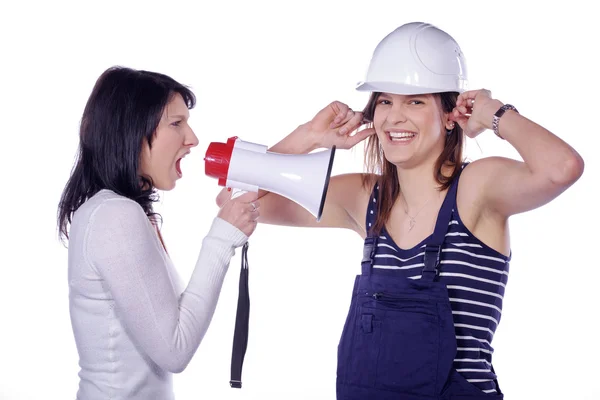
top-left (139, 93), bottom-right (199, 190)
top-left (372, 92), bottom-right (454, 168)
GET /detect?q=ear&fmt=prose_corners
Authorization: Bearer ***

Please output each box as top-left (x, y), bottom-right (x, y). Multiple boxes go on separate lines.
top-left (443, 110), bottom-right (455, 131)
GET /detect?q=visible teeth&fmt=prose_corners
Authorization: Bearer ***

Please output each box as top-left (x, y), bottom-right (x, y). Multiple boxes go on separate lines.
top-left (388, 132), bottom-right (416, 141)
top-left (388, 132), bottom-right (416, 138)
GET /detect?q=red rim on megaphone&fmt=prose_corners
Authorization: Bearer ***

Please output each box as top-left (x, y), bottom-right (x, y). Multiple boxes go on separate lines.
top-left (204, 136), bottom-right (238, 187)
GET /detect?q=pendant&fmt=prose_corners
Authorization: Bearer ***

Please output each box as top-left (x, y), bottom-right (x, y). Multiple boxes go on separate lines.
top-left (408, 218), bottom-right (416, 231)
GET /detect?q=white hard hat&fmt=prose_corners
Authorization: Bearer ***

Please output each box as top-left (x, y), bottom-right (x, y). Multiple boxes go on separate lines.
top-left (356, 22), bottom-right (468, 95)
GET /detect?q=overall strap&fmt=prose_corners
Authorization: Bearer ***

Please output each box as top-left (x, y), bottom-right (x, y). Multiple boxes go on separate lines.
top-left (361, 182), bottom-right (380, 276)
top-left (421, 164), bottom-right (468, 282)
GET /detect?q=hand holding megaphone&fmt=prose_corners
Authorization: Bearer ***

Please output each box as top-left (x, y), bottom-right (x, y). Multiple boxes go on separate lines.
top-left (204, 136), bottom-right (336, 221)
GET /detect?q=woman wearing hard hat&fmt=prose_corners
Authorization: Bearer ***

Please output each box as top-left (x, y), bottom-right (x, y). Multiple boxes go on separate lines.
top-left (219, 22), bottom-right (584, 399)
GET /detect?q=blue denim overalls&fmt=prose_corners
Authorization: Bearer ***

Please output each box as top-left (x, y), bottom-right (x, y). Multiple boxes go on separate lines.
top-left (336, 175), bottom-right (503, 399)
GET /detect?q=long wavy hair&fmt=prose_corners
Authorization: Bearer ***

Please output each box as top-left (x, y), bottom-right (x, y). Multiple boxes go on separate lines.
top-left (57, 66), bottom-right (196, 242)
top-left (361, 91), bottom-right (464, 235)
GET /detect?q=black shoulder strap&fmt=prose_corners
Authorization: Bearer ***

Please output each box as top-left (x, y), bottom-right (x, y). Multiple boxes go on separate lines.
top-left (421, 165), bottom-right (467, 281)
top-left (230, 242), bottom-right (250, 388)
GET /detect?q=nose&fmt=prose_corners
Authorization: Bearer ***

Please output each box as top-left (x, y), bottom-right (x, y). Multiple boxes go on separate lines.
top-left (385, 104), bottom-right (408, 124)
top-left (186, 128), bottom-right (199, 148)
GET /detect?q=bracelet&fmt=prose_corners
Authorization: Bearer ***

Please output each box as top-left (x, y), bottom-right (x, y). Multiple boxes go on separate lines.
top-left (492, 104), bottom-right (518, 139)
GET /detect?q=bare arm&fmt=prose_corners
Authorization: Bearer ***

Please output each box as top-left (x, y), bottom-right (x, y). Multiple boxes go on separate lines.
top-left (217, 101), bottom-right (376, 234)
top-left (256, 173), bottom-right (372, 234)
top-left (454, 90), bottom-right (584, 219)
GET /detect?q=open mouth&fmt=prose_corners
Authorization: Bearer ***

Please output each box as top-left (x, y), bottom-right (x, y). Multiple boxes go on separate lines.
top-left (387, 131), bottom-right (417, 143)
top-left (175, 151), bottom-right (191, 178)
top-left (175, 158), bottom-right (182, 177)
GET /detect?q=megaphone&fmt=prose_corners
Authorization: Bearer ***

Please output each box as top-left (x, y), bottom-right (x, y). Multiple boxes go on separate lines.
top-left (204, 136), bottom-right (336, 221)
top-left (204, 136), bottom-right (336, 389)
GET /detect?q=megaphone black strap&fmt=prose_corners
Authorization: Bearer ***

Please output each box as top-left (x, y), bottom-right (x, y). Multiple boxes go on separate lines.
top-left (230, 241), bottom-right (250, 388)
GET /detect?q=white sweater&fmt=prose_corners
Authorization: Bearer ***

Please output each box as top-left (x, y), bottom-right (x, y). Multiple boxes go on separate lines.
top-left (67, 189), bottom-right (247, 399)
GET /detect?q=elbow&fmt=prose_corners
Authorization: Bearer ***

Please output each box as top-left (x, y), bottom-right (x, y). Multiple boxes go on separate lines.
top-left (165, 359), bottom-right (191, 374)
top-left (158, 353), bottom-right (193, 374)
top-left (168, 364), bottom-right (188, 375)
top-left (550, 150), bottom-right (585, 187)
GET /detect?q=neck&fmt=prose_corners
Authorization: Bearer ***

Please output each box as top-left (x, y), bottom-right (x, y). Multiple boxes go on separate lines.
top-left (396, 162), bottom-right (449, 211)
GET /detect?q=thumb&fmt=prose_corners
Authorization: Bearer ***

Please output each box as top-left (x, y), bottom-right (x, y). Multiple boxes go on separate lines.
top-left (216, 187), bottom-right (231, 207)
top-left (455, 117), bottom-right (470, 134)
top-left (450, 109), bottom-right (469, 133)
top-left (348, 127), bottom-right (377, 147)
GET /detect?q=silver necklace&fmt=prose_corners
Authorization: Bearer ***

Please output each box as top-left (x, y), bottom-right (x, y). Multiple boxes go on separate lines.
top-left (401, 193), bottom-right (432, 231)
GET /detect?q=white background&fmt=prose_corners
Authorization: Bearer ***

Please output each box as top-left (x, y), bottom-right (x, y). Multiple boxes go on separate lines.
top-left (1, 1), bottom-right (598, 399)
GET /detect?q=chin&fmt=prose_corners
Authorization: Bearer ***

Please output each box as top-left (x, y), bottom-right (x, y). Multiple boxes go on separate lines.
top-left (154, 180), bottom-right (177, 191)
top-left (382, 149), bottom-right (411, 165)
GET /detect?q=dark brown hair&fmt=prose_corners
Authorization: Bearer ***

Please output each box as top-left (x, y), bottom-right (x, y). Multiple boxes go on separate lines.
top-left (361, 91), bottom-right (464, 235)
top-left (57, 66), bottom-right (196, 243)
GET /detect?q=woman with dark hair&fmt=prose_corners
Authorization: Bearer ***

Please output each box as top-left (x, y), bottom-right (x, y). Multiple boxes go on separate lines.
top-left (218, 22), bottom-right (584, 399)
top-left (58, 66), bottom-right (259, 399)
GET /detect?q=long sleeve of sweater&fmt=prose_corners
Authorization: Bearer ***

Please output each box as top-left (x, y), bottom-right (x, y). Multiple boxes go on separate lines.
top-left (83, 197), bottom-right (247, 373)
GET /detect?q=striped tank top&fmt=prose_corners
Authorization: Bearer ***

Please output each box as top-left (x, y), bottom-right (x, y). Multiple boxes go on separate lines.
top-left (365, 169), bottom-right (510, 395)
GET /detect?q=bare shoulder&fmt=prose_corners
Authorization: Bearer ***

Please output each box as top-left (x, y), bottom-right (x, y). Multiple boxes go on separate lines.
top-left (457, 156), bottom-right (527, 218)
top-left (461, 156), bottom-right (517, 180)
top-left (457, 156), bottom-right (515, 197)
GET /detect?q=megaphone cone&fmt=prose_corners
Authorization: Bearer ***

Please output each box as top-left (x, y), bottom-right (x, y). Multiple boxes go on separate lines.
top-left (205, 137), bottom-right (335, 221)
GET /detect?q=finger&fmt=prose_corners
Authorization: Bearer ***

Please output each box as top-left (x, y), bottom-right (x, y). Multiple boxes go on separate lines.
top-left (448, 109), bottom-right (459, 122)
top-left (453, 107), bottom-right (469, 120)
top-left (334, 109), bottom-right (356, 132)
top-left (456, 105), bottom-right (470, 115)
top-left (453, 106), bottom-right (472, 120)
top-left (457, 89), bottom-right (491, 108)
top-left (330, 102), bottom-right (350, 128)
top-left (247, 200), bottom-right (260, 213)
top-left (347, 127), bottom-right (376, 147)
top-left (456, 96), bottom-right (471, 109)
top-left (339, 109), bottom-right (356, 132)
top-left (456, 91), bottom-right (478, 108)
top-left (337, 110), bottom-right (357, 136)
top-left (339, 111), bottom-right (365, 135)
top-left (216, 187), bottom-right (231, 206)
top-left (453, 114), bottom-right (469, 131)
top-left (457, 89), bottom-right (479, 100)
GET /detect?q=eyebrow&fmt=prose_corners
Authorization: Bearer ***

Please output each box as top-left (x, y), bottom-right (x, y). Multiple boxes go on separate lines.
top-left (167, 114), bottom-right (189, 120)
